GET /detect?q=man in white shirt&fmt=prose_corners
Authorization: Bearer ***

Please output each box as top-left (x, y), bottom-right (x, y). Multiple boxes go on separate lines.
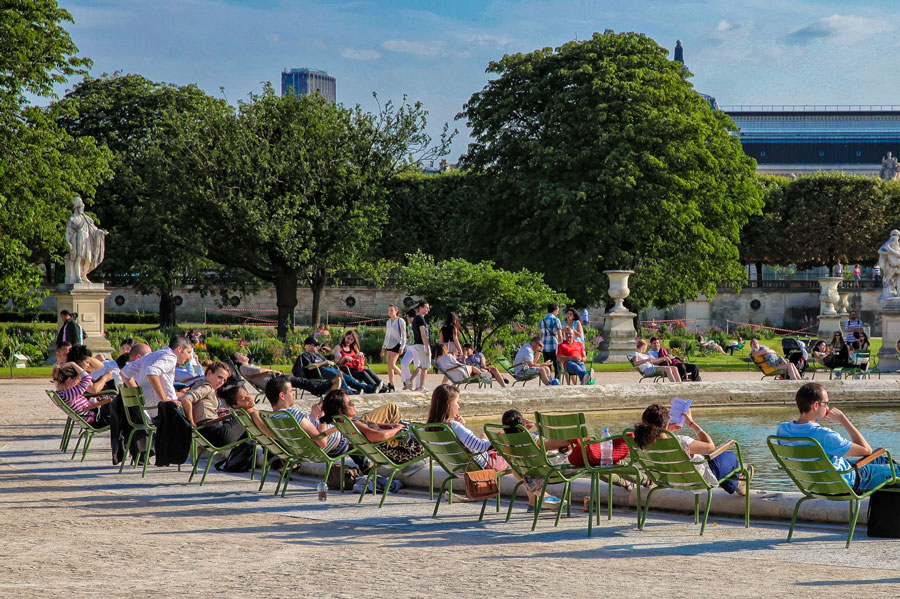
top-left (513, 337), bottom-right (558, 385)
top-left (121, 335), bottom-right (192, 407)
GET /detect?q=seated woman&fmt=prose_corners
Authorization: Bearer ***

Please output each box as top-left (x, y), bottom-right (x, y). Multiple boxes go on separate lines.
top-left (320, 389), bottom-right (424, 463)
top-left (749, 338), bottom-right (802, 380)
top-left (439, 312), bottom-right (464, 358)
top-left (697, 335), bottom-right (727, 355)
top-left (67, 344), bottom-right (117, 395)
top-left (725, 336), bottom-right (744, 356)
top-left (501, 409), bottom-right (569, 509)
top-left (53, 362), bottom-right (113, 427)
top-left (334, 330), bottom-right (385, 392)
top-left (634, 403), bottom-right (752, 496)
top-left (850, 331), bottom-right (870, 369)
top-left (810, 340), bottom-right (830, 364)
top-left (435, 344), bottom-right (506, 387)
top-left (823, 332), bottom-right (851, 371)
top-left (632, 339), bottom-right (681, 382)
top-left (426, 384), bottom-right (509, 471)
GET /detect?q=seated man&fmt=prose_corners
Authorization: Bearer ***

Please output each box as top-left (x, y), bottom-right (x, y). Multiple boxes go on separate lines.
top-left (434, 344), bottom-right (506, 387)
top-left (180, 360), bottom-right (246, 446)
top-left (776, 383), bottom-right (899, 493)
top-left (291, 336), bottom-right (379, 395)
top-left (556, 327), bottom-right (593, 385)
top-left (513, 337), bottom-right (558, 386)
top-left (749, 338), bottom-right (802, 380)
top-left (648, 337), bottom-right (700, 382)
top-left (632, 339), bottom-right (681, 382)
top-left (233, 352), bottom-right (340, 397)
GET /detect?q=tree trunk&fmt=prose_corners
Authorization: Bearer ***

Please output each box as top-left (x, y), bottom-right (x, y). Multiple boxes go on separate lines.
top-left (755, 261), bottom-right (763, 287)
top-left (159, 290), bottom-right (177, 329)
top-left (310, 267), bottom-right (328, 326)
top-left (273, 270), bottom-right (299, 341)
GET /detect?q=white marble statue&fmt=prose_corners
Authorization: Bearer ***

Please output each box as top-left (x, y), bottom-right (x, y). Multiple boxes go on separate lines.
top-left (64, 196), bottom-right (107, 284)
top-left (877, 229), bottom-right (900, 300)
top-left (881, 152), bottom-right (900, 181)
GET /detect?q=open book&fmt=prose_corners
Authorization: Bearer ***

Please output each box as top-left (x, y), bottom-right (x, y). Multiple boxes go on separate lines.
top-left (669, 397), bottom-right (691, 428)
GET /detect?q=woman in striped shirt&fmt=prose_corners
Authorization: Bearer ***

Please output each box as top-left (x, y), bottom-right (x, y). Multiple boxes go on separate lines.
top-left (53, 362), bottom-right (113, 426)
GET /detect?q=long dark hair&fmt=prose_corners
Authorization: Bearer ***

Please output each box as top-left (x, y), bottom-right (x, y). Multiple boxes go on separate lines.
top-left (565, 308), bottom-right (580, 323)
top-left (426, 384), bottom-right (459, 424)
top-left (634, 403), bottom-right (670, 449)
top-left (320, 389), bottom-right (349, 424)
top-left (341, 330), bottom-right (361, 353)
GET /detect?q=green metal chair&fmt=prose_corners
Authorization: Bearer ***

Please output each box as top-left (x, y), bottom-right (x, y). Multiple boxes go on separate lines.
top-left (534, 412), bottom-right (642, 536)
top-left (767, 436), bottom-right (899, 548)
top-left (188, 417), bottom-right (248, 486)
top-left (495, 357), bottom-right (540, 386)
top-left (259, 410), bottom-right (356, 497)
top-left (624, 432), bottom-right (751, 534)
top-left (409, 422), bottom-right (508, 519)
top-left (46, 390), bottom-right (75, 453)
top-left (435, 363), bottom-right (491, 389)
top-left (231, 408), bottom-right (293, 491)
top-left (831, 350), bottom-right (871, 380)
top-left (118, 386), bottom-right (160, 477)
top-left (627, 356), bottom-right (667, 383)
top-left (45, 390), bottom-right (112, 462)
top-left (863, 355), bottom-right (885, 380)
top-left (749, 353), bottom-right (783, 380)
top-left (483, 423), bottom-right (586, 531)
top-left (332, 415), bottom-right (428, 508)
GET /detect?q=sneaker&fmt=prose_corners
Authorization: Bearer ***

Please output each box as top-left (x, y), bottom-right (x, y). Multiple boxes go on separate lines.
top-left (737, 465), bottom-right (754, 496)
top-left (401, 381), bottom-right (411, 391)
top-left (527, 495), bottom-right (561, 512)
top-left (329, 375), bottom-right (342, 391)
top-left (375, 380), bottom-right (385, 393)
top-left (550, 378), bottom-right (561, 386)
top-left (414, 386), bottom-right (430, 393)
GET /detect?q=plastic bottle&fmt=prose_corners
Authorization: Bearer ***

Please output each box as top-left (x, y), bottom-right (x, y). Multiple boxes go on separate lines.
top-left (600, 427), bottom-right (613, 466)
top-left (316, 481), bottom-right (328, 501)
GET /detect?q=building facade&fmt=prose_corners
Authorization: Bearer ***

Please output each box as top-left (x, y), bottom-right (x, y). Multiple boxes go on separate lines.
top-left (281, 68), bottom-right (336, 103)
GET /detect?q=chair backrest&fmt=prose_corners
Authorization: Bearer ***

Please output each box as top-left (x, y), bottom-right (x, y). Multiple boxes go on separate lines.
top-left (332, 415), bottom-right (392, 467)
top-left (119, 386), bottom-right (155, 429)
top-left (496, 357), bottom-right (513, 372)
top-left (483, 423), bottom-right (551, 479)
top-left (767, 436), bottom-right (855, 499)
top-left (45, 389), bottom-right (99, 430)
top-left (623, 432), bottom-right (710, 491)
top-left (232, 409), bottom-right (291, 462)
top-left (410, 422), bottom-right (475, 476)
top-left (751, 352), bottom-right (778, 375)
top-left (259, 411), bottom-right (330, 461)
top-left (534, 412), bottom-right (588, 451)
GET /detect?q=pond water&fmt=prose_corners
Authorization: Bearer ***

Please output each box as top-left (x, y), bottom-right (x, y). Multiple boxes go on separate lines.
top-left (465, 405), bottom-right (900, 492)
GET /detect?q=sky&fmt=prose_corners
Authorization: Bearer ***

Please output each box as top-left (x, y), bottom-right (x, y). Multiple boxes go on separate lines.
top-left (49, 0), bottom-right (900, 162)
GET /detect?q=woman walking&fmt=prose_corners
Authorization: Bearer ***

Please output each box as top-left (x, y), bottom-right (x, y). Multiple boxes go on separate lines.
top-left (380, 304), bottom-right (406, 392)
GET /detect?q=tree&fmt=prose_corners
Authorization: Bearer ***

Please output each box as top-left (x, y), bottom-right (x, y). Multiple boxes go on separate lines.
top-left (397, 252), bottom-right (569, 351)
top-left (781, 172), bottom-right (887, 274)
top-left (458, 31), bottom-right (762, 312)
top-left (56, 74), bottom-right (230, 327)
top-left (155, 87), bottom-right (450, 339)
top-left (0, 1), bottom-right (111, 307)
top-left (739, 175), bottom-right (790, 286)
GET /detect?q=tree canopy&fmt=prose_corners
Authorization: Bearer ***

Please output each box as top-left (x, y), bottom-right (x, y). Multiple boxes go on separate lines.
top-left (457, 30), bottom-right (762, 312)
top-left (739, 175), bottom-right (790, 285)
top-left (397, 252), bottom-right (570, 351)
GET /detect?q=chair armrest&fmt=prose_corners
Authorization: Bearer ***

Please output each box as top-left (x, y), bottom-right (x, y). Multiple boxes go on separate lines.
top-left (708, 440), bottom-right (736, 459)
top-left (854, 447), bottom-right (886, 469)
top-left (83, 397), bottom-right (113, 411)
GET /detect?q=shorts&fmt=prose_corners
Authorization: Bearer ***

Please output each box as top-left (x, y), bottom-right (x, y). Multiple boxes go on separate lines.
top-left (516, 366), bottom-right (540, 377)
top-left (413, 344), bottom-right (431, 369)
top-left (385, 343), bottom-right (401, 354)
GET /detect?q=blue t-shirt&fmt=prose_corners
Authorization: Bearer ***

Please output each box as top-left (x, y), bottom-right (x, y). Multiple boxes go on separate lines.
top-left (776, 420), bottom-right (854, 485)
top-left (464, 352), bottom-right (485, 367)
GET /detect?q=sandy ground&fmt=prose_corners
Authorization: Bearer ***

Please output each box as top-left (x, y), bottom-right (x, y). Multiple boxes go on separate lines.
top-left (3, 378), bottom-right (900, 598)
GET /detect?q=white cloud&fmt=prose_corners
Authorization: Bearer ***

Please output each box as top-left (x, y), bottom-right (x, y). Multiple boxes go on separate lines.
top-left (717, 20), bottom-right (735, 33)
top-left (339, 47), bottom-right (381, 61)
top-left (786, 14), bottom-right (893, 45)
top-left (381, 39), bottom-right (447, 58)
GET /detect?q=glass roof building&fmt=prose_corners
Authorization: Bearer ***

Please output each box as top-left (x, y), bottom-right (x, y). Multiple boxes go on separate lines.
top-left (281, 68), bottom-right (336, 103)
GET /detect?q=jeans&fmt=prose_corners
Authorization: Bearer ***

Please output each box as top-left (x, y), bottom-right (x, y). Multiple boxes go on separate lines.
top-left (707, 450), bottom-right (740, 494)
top-left (543, 350), bottom-right (560, 379)
top-left (853, 455), bottom-right (900, 492)
top-left (318, 366), bottom-right (376, 394)
top-left (563, 360), bottom-right (589, 383)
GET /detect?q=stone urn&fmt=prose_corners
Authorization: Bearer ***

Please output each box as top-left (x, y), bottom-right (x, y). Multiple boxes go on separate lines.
top-left (838, 292), bottom-right (851, 316)
top-left (817, 277), bottom-right (841, 316)
top-left (605, 270), bottom-right (633, 314)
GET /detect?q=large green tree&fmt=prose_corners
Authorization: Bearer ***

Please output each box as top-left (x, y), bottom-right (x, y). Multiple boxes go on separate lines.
top-left (56, 74), bottom-right (233, 327)
top-left (397, 252), bottom-right (569, 351)
top-left (0, 1), bottom-right (111, 306)
top-left (781, 172), bottom-right (887, 274)
top-left (458, 30), bottom-right (762, 312)
top-left (155, 87), bottom-right (450, 338)
top-left (739, 175), bottom-right (790, 286)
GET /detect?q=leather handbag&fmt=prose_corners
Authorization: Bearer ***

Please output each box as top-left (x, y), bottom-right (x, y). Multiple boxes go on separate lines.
top-left (463, 458), bottom-right (500, 500)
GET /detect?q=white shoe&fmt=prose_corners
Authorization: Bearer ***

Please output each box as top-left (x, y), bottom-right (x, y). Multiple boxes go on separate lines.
top-left (414, 386), bottom-right (430, 393)
top-left (375, 380), bottom-right (385, 393)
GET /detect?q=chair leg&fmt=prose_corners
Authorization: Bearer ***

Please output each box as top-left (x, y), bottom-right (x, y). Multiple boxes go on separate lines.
top-left (378, 470), bottom-right (398, 508)
top-left (429, 458), bottom-right (434, 501)
top-left (699, 490), bottom-right (713, 535)
top-left (506, 481), bottom-right (524, 521)
top-left (80, 431), bottom-right (95, 461)
top-left (533, 479), bottom-right (550, 531)
top-left (588, 474), bottom-right (596, 537)
top-left (553, 482), bottom-right (570, 527)
top-left (199, 451), bottom-right (216, 486)
top-left (694, 494), bottom-right (700, 524)
top-left (189, 455), bottom-right (201, 483)
top-left (71, 430), bottom-right (86, 460)
top-left (640, 487), bottom-right (659, 530)
top-left (258, 451), bottom-right (271, 492)
top-left (634, 473), bottom-right (643, 529)
top-left (433, 477), bottom-right (453, 517)
top-left (358, 469), bottom-right (376, 504)
top-left (846, 499), bottom-right (860, 548)
top-left (607, 475), bottom-right (614, 521)
top-left (448, 479), bottom-right (453, 505)
top-left (787, 497), bottom-right (809, 543)
top-left (478, 497), bottom-right (490, 521)
top-left (142, 431), bottom-right (155, 478)
top-left (120, 430), bottom-right (136, 474)
top-left (249, 442), bottom-right (258, 480)
top-left (323, 462), bottom-right (334, 494)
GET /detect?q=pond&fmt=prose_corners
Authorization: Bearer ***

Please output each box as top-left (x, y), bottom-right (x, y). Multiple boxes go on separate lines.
top-left (465, 405), bottom-right (900, 492)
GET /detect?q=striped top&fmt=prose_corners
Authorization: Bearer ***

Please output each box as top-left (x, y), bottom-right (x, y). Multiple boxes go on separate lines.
top-left (450, 420), bottom-right (490, 468)
top-left (57, 371), bottom-right (97, 423)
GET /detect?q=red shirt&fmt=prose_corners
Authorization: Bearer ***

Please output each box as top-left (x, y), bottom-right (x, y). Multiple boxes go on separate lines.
top-left (557, 341), bottom-right (585, 360)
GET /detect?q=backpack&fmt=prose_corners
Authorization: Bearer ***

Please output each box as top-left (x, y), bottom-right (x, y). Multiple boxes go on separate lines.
top-left (214, 441), bottom-right (255, 472)
top-left (326, 465), bottom-right (361, 490)
top-left (867, 490), bottom-right (900, 538)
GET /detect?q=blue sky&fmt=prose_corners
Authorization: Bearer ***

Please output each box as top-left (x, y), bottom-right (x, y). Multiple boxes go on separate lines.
top-left (53, 0), bottom-right (900, 161)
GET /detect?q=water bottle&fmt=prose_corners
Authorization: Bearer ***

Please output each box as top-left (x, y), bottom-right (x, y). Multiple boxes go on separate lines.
top-left (112, 368), bottom-right (124, 387)
top-left (316, 481), bottom-right (328, 501)
top-left (600, 427), bottom-right (613, 466)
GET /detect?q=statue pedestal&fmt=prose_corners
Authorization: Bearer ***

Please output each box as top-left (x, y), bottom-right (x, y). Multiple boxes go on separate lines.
top-left (48, 284), bottom-right (114, 360)
top-left (877, 299), bottom-right (900, 372)
top-left (597, 311), bottom-right (637, 363)
top-left (817, 315), bottom-right (844, 339)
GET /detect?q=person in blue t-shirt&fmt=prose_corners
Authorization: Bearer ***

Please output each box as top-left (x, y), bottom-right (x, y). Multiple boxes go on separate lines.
top-left (776, 383), bottom-right (899, 492)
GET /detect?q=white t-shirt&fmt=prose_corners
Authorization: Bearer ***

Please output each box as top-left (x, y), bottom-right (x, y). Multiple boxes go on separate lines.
top-left (677, 435), bottom-right (718, 489)
top-left (436, 354), bottom-right (469, 382)
top-left (514, 344), bottom-right (535, 374)
top-left (631, 352), bottom-right (655, 374)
